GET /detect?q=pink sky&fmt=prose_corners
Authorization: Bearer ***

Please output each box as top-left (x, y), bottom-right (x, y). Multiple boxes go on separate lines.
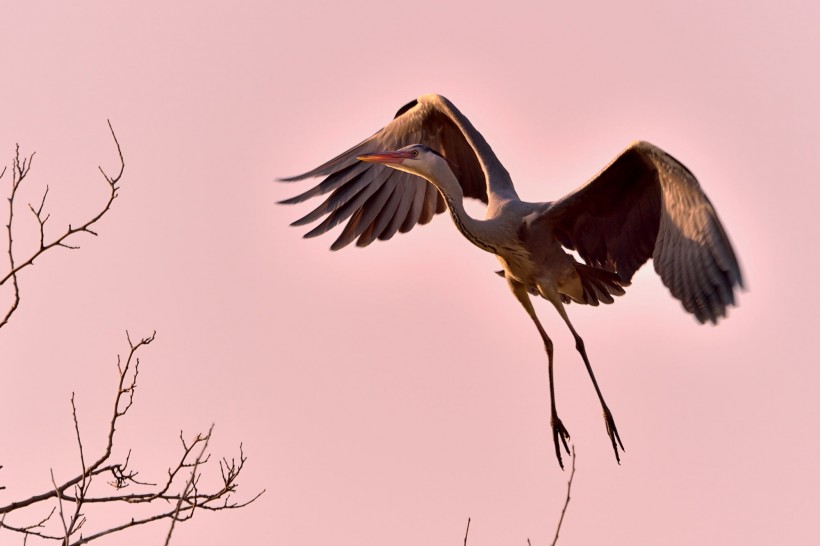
top-left (1, 1), bottom-right (818, 544)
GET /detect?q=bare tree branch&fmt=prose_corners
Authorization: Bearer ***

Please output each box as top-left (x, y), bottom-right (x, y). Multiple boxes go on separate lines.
top-left (550, 446), bottom-right (576, 546)
top-left (1, 147), bottom-right (32, 328)
top-left (1, 128), bottom-right (261, 544)
top-left (0, 122), bottom-right (123, 329)
top-left (462, 448), bottom-right (577, 546)
top-left (163, 423), bottom-right (214, 546)
top-left (0, 332), bottom-right (264, 545)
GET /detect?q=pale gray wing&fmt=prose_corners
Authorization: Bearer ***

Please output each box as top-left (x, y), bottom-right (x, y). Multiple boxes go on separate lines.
top-left (279, 94), bottom-right (515, 250)
top-left (539, 141), bottom-right (743, 324)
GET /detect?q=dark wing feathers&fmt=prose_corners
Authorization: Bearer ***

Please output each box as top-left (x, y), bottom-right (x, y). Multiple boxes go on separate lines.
top-left (649, 144), bottom-right (743, 322)
top-left (393, 98), bottom-right (418, 118)
top-left (357, 180), bottom-right (405, 246)
top-left (328, 170), bottom-right (395, 250)
top-left (378, 181), bottom-right (415, 240)
top-left (279, 162), bottom-right (368, 207)
top-left (547, 145), bottom-right (661, 282)
top-left (279, 95), bottom-right (490, 249)
top-left (542, 141), bottom-right (742, 324)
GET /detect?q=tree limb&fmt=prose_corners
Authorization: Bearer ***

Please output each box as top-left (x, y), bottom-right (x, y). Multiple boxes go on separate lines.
top-left (0, 332), bottom-right (264, 545)
top-left (550, 446), bottom-right (576, 546)
top-left (0, 122), bottom-right (123, 329)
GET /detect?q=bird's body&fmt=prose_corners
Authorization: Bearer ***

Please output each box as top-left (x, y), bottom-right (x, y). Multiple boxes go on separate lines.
top-left (280, 94), bottom-right (743, 467)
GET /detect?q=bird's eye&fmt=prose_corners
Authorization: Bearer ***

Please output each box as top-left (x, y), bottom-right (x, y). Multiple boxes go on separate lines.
top-left (411, 150), bottom-right (419, 158)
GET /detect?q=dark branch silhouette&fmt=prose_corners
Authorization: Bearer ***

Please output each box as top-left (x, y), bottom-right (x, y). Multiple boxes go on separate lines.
top-left (463, 447), bottom-right (577, 546)
top-left (1, 121), bottom-right (123, 329)
top-left (0, 332), bottom-right (264, 545)
top-left (1, 129), bottom-right (261, 544)
top-left (549, 446), bottom-right (576, 546)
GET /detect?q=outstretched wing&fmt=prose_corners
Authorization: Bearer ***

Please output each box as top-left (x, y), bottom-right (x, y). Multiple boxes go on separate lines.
top-left (539, 141), bottom-right (743, 324)
top-left (279, 94), bottom-right (515, 250)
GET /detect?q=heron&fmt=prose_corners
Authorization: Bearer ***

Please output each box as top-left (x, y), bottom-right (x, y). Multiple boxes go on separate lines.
top-left (279, 94), bottom-right (743, 468)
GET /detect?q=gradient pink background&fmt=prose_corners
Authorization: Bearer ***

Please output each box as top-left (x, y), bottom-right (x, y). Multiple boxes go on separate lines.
top-left (1, 1), bottom-right (818, 544)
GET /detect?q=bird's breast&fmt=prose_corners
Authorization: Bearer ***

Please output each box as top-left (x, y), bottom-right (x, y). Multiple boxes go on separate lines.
top-left (495, 244), bottom-right (537, 284)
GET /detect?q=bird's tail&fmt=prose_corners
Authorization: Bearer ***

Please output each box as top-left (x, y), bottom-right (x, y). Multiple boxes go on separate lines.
top-left (571, 264), bottom-right (630, 306)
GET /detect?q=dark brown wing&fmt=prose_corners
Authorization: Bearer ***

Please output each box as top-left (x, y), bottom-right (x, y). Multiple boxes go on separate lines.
top-left (279, 94), bottom-right (512, 250)
top-left (539, 141), bottom-right (743, 324)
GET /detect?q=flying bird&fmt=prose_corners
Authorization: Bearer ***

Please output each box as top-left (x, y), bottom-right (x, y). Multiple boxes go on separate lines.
top-left (279, 94), bottom-right (743, 468)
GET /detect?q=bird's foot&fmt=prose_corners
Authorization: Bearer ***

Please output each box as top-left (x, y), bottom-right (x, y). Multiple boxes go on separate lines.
top-left (603, 405), bottom-right (625, 464)
top-left (551, 415), bottom-right (571, 470)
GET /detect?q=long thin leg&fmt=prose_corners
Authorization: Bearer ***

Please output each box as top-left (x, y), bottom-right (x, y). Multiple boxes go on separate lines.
top-left (551, 299), bottom-right (625, 463)
top-left (508, 278), bottom-right (571, 469)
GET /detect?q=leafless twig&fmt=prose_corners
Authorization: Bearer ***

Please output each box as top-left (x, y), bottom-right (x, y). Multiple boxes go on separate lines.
top-left (163, 423), bottom-right (214, 546)
top-left (462, 447), bottom-right (576, 546)
top-left (0, 332), bottom-right (264, 545)
top-left (0, 122), bottom-right (123, 329)
top-left (549, 445), bottom-right (576, 546)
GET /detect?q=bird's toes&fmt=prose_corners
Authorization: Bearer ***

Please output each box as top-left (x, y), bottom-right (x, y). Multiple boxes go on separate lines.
top-left (552, 416), bottom-right (572, 456)
top-left (602, 407), bottom-right (625, 462)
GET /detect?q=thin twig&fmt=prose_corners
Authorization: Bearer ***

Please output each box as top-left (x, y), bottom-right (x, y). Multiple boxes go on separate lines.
top-left (0, 147), bottom-right (32, 328)
top-left (0, 122), bottom-right (123, 329)
top-left (50, 469), bottom-right (69, 542)
top-left (0, 331), bottom-right (262, 544)
top-left (64, 394), bottom-right (90, 542)
top-left (164, 424), bottom-right (215, 546)
top-left (550, 445), bottom-right (576, 546)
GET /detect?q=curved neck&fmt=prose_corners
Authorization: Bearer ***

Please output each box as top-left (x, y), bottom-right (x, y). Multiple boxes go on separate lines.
top-left (424, 161), bottom-right (500, 255)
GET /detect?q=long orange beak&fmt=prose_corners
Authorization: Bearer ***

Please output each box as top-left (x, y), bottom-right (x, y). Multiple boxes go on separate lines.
top-left (357, 150), bottom-right (413, 164)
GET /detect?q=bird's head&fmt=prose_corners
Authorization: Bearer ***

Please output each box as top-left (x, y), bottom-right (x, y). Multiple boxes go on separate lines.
top-left (357, 144), bottom-right (445, 178)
